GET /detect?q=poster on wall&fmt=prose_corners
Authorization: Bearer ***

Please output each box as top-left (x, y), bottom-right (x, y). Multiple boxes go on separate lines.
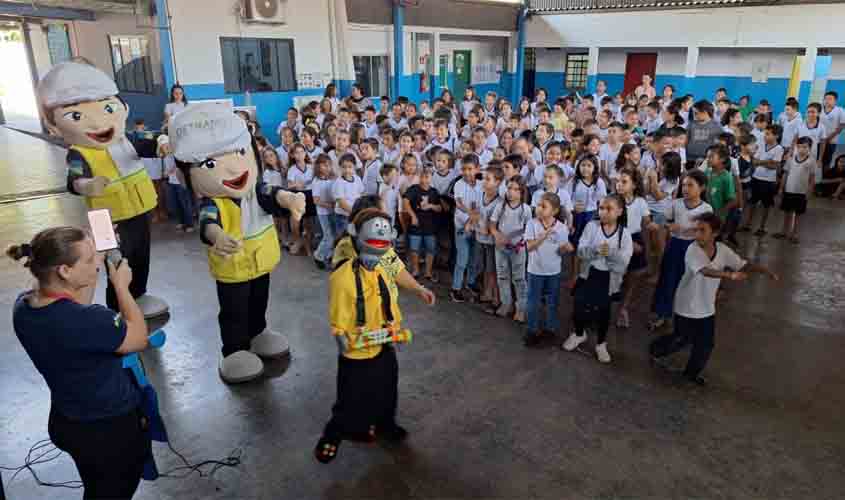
top-left (751, 61), bottom-right (770, 83)
top-left (419, 54), bottom-right (429, 93)
top-left (472, 63), bottom-right (502, 85)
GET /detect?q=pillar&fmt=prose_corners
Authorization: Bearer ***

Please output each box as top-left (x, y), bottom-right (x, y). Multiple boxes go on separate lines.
top-left (513, 6), bottom-right (527, 104)
top-left (155, 0), bottom-right (176, 90)
top-left (799, 45), bottom-right (818, 110)
top-left (430, 31), bottom-right (440, 100)
top-left (330, 0), bottom-right (355, 96)
top-left (586, 46), bottom-right (599, 94)
top-left (684, 45), bottom-right (699, 96)
top-left (392, 3), bottom-right (404, 100)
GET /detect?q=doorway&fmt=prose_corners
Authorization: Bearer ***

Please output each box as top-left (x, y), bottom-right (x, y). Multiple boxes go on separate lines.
top-left (623, 53), bottom-right (657, 97)
top-left (0, 24), bottom-right (40, 132)
top-left (452, 50), bottom-right (471, 99)
top-left (522, 47), bottom-right (536, 101)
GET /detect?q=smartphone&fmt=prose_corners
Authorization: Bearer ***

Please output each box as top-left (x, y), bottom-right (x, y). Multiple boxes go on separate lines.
top-left (88, 209), bottom-right (118, 252)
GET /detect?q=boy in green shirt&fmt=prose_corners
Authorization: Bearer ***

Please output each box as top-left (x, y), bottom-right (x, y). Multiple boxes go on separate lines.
top-left (704, 144), bottom-right (737, 224)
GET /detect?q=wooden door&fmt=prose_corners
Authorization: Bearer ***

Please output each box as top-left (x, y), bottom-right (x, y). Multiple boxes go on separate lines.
top-left (623, 53), bottom-right (657, 97)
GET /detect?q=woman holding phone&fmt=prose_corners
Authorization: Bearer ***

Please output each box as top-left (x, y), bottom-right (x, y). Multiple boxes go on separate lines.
top-left (7, 226), bottom-right (152, 499)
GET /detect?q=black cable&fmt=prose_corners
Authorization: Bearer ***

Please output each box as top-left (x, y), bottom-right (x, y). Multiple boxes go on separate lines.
top-left (0, 438), bottom-right (242, 491)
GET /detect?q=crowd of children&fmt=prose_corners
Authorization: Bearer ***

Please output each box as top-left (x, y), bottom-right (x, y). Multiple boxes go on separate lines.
top-left (180, 80), bottom-right (833, 384)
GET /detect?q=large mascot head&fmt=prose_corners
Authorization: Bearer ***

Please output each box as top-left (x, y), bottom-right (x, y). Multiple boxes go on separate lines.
top-left (347, 208), bottom-right (396, 270)
top-left (169, 103), bottom-right (258, 200)
top-left (36, 62), bottom-right (129, 149)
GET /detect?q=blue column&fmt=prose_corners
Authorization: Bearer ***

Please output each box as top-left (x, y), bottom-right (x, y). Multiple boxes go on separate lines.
top-left (513, 6), bottom-right (527, 104)
top-left (155, 0), bottom-right (176, 90)
top-left (393, 4), bottom-right (404, 100)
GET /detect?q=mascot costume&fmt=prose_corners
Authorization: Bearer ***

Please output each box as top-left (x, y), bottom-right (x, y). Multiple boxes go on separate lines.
top-left (36, 61), bottom-right (169, 318)
top-left (315, 208), bottom-right (413, 464)
top-left (164, 103), bottom-right (305, 384)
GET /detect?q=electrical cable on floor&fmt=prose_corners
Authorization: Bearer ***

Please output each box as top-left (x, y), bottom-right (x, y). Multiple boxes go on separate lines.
top-left (0, 438), bottom-right (242, 491)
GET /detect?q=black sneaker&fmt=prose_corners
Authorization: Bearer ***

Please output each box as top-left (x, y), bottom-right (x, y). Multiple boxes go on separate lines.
top-left (449, 289), bottom-right (466, 303)
top-left (686, 374), bottom-right (707, 386)
top-left (467, 283), bottom-right (482, 296)
top-left (314, 258), bottom-right (326, 270)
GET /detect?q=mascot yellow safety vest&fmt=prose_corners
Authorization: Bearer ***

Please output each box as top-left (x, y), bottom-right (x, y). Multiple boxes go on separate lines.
top-left (207, 195), bottom-right (281, 283)
top-left (71, 144), bottom-right (157, 222)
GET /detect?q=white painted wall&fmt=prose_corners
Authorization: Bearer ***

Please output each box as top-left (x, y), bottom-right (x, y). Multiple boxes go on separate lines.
top-left (167, 0), bottom-right (332, 86)
top-left (72, 12), bottom-right (163, 85)
top-left (440, 35), bottom-right (506, 84)
top-left (697, 48), bottom-right (795, 79)
top-left (534, 47), bottom-right (568, 72)
top-left (526, 5), bottom-right (845, 49)
top-left (346, 26), bottom-right (506, 83)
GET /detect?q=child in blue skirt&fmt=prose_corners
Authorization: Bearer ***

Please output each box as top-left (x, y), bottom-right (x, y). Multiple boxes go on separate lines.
top-left (648, 170), bottom-right (712, 331)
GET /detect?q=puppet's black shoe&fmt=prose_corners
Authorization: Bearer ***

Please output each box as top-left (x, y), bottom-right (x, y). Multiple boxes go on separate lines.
top-left (379, 423), bottom-right (408, 443)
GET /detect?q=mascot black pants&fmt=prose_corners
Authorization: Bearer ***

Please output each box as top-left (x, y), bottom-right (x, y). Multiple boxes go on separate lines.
top-left (323, 345), bottom-right (399, 440)
top-left (48, 406), bottom-right (151, 499)
top-left (106, 213), bottom-right (151, 311)
top-left (216, 274), bottom-right (270, 357)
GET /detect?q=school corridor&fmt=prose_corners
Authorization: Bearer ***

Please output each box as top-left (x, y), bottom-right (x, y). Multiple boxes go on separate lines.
top-left (0, 125), bottom-right (843, 499)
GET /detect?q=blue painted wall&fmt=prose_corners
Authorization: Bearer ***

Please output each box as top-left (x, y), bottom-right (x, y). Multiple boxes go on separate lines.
top-left (121, 88), bottom-right (167, 131)
top-left (181, 84), bottom-right (328, 146)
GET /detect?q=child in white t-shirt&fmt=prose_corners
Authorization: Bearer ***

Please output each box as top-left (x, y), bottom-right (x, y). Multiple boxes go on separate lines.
top-left (312, 155), bottom-right (336, 268)
top-left (649, 170), bottom-right (713, 331)
top-left (650, 212), bottom-right (777, 385)
top-left (775, 137), bottom-right (816, 244)
top-left (331, 155), bottom-right (365, 237)
top-left (523, 192), bottom-right (573, 347)
top-left (562, 195), bottom-right (632, 363)
top-left (490, 176), bottom-right (532, 323)
top-left (450, 155), bottom-right (484, 303)
top-left (744, 124), bottom-right (783, 236)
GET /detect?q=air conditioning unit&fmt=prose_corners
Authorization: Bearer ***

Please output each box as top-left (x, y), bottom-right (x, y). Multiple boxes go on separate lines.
top-left (243, 0), bottom-right (287, 24)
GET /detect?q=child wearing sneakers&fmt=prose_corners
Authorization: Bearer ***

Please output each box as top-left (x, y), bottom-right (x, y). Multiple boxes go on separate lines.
top-left (650, 212), bottom-right (778, 385)
top-left (563, 194), bottom-right (632, 363)
top-left (743, 124), bottom-right (783, 236)
top-left (523, 192), bottom-right (573, 347)
top-left (775, 136), bottom-right (816, 244)
top-left (490, 176), bottom-right (532, 323)
top-left (450, 155), bottom-right (483, 303)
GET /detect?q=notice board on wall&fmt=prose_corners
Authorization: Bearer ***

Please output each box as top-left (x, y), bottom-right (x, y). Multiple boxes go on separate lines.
top-left (751, 61), bottom-right (770, 83)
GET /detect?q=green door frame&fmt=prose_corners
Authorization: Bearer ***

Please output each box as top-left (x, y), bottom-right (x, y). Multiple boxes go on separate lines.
top-left (452, 50), bottom-right (472, 99)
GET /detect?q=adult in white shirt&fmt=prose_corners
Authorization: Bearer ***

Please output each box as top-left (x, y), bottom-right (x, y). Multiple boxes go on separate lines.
top-left (634, 74), bottom-right (656, 100)
top-left (163, 84), bottom-right (188, 127)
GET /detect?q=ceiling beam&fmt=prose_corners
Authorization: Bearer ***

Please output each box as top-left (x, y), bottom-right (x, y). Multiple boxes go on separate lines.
top-left (0, 1), bottom-right (96, 21)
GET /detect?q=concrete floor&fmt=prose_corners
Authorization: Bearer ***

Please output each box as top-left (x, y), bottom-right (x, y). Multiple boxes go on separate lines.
top-left (1, 129), bottom-right (844, 499)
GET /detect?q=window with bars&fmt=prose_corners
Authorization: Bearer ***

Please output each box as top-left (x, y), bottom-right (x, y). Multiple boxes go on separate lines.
top-left (108, 35), bottom-right (154, 94)
top-left (353, 55), bottom-right (389, 98)
top-left (565, 53), bottom-right (589, 91)
top-left (220, 37), bottom-right (297, 94)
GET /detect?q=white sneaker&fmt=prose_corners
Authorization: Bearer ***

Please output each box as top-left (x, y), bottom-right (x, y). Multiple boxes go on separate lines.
top-left (135, 294), bottom-right (169, 319)
top-left (250, 329), bottom-right (291, 359)
top-left (219, 350), bottom-right (264, 384)
top-left (595, 342), bottom-right (612, 363)
top-left (562, 332), bottom-right (587, 352)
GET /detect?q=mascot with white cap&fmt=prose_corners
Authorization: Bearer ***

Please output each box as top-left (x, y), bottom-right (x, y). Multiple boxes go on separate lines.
top-left (164, 103), bottom-right (305, 383)
top-left (36, 61), bottom-right (169, 318)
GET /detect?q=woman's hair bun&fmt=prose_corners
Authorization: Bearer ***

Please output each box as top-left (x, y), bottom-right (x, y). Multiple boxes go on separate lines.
top-left (5, 243), bottom-right (32, 261)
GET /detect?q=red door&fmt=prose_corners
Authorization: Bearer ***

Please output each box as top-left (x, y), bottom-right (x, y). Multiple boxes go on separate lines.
top-left (623, 53), bottom-right (658, 97)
